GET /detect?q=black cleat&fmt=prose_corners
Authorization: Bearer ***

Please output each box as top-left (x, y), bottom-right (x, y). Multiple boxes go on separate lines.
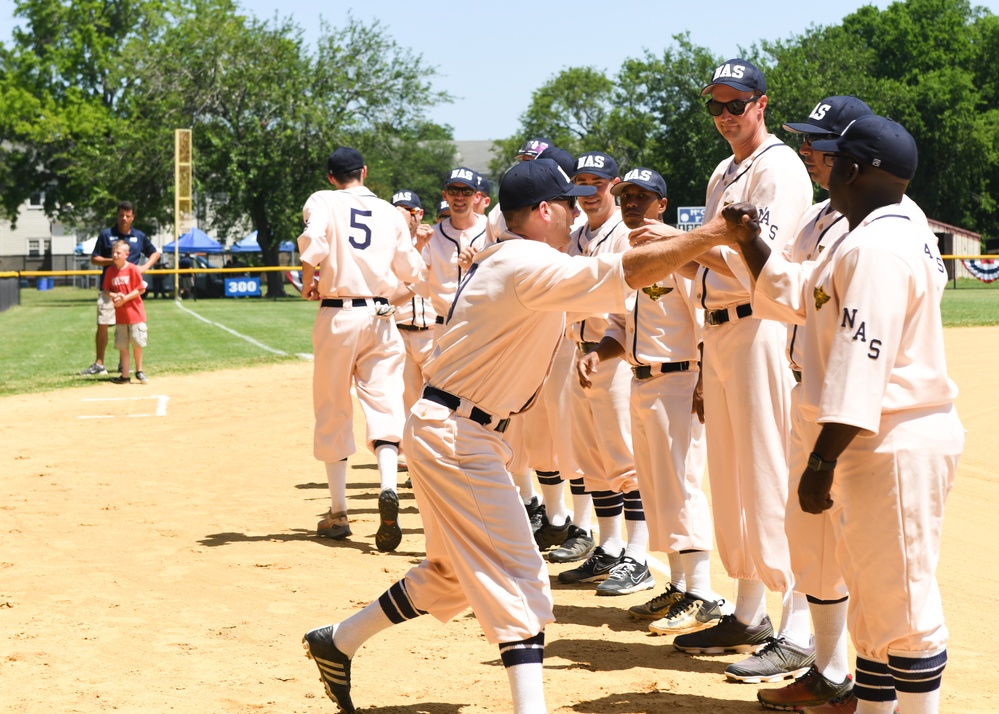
top-left (303, 626), bottom-right (355, 713)
top-left (375, 489), bottom-right (402, 552)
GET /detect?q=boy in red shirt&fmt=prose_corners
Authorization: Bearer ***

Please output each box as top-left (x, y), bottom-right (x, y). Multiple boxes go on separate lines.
top-left (103, 240), bottom-right (149, 384)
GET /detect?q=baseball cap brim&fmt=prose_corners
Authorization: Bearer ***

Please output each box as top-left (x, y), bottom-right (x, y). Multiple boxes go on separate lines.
top-left (701, 79), bottom-right (757, 96)
top-left (610, 180), bottom-right (663, 198)
top-left (783, 121), bottom-right (835, 134)
top-left (809, 137), bottom-right (841, 154)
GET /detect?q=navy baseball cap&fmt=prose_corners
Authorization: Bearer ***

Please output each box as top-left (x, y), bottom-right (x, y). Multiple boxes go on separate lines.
top-left (784, 96), bottom-right (874, 135)
top-left (516, 137), bottom-right (554, 159)
top-left (391, 189), bottom-right (422, 209)
top-left (701, 58), bottom-right (767, 96)
top-left (475, 173), bottom-right (492, 195)
top-left (811, 115), bottom-right (918, 181)
top-left (611, 167), bottom-right (667, 198)
top-left (437, 200), bottom-right (451, 217)
top-left (573, 151), bottom-right (619, 180)
top-left (443, 166), bottom-right (481, 190)
top-left (499, 158), bottom-right (597, 211)
top-left (327, 147), bottom-right (364, 174)
top-left (537, 147), bottom-right (576, 176)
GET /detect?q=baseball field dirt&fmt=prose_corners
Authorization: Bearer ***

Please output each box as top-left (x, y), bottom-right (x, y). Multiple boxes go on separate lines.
top-left (1, 326), bottom-right (997, 713)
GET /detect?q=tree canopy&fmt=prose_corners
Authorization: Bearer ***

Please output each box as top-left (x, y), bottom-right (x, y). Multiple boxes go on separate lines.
top-left (495, 0), bottom-right (999, 237)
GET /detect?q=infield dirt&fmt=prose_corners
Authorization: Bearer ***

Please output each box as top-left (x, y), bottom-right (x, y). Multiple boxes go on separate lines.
top-left (1, 327), bottom-right (997, 713)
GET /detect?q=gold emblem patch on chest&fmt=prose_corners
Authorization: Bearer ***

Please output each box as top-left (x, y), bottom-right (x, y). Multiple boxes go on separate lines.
top-left (814, 285), bottom-right (830, 310)
top-left (643, 284), bottom-right (673, 301)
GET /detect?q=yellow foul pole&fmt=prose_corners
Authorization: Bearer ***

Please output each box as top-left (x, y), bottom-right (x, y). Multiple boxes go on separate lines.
top-left (174, 129), bottom-right (193, 300)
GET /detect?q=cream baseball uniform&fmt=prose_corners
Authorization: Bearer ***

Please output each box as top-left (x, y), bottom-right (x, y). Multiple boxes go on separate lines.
top-left (697, 135), bottom-right (811, 591)
top-left (605, 271), bottom-right (710, 554)
top-left (752, 195), bottom-right (927, 601)
top-left (298, 186), bottom-right (427, 463)
top-left (402, 234), bottom-right (630, 643)
top-left (789, 204), bottom-right (962, 664)
top-left (395, 291), bottom-right (437, 416)
top-left (419, 213), bottom-right (489, 343)
top-left (565, 211), bottom-right (637, 494)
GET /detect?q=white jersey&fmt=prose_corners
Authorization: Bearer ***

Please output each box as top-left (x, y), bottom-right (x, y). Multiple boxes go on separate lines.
top-left (797, 204), bottom-right (956, 435)
top-left (297, 186), bottom-right (426, 297)
top-left (420, 214), bottom-right (489, 316)
top-left (423, 234), bottom-right (630, 420)
top-left (754, 194), bottom-right (930, 370)
top-left (606, 273), bottom-right (702, 367)
top-left (565, 209), bottom-right (630, 342)
top-left (696, 135), bottom-right (812, 309)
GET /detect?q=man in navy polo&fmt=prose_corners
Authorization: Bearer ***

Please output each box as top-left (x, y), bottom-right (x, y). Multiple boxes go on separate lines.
top-left (79, 200), bottom-right (159, 376)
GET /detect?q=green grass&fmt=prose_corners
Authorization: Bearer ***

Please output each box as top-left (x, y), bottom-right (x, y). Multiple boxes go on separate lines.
top-left (2, 279), bottom-right (997, 397)
top-left (0, 286), bottom-right (317, 397)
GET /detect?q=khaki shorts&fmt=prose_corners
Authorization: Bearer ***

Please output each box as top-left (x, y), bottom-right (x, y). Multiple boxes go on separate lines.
top-left (114, 322), bottom-right (147, 349)
top-left (97, 293), bottom-right (116, 325)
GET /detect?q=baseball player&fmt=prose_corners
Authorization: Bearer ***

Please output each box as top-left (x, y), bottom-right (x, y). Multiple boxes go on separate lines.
top-left (747, 96), bottom-right (876, 711)
top-left (302, 158), bottom-right (740, 714)
top-left (558, 151), bottom-right (653, 596)
top-left (298, 147), bottom-right (427, 553)
top-left (418, 166), bottom-right (490, 345)
top-left (655, 59), bottom-right (815, 683)
top-left (725, 115), bottom-right (962, 714)
top-left (577, 167), bottom-right (722, 624)
top-left (435, 199), bottom-right (450, 223)
top-left (390, 189), bottom-right (437, 421)
top-left (79, 201), bottom-right (159, 376)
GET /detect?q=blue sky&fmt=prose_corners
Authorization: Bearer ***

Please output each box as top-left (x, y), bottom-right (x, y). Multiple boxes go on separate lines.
top-left (4, 1), bottom-right (998, 140)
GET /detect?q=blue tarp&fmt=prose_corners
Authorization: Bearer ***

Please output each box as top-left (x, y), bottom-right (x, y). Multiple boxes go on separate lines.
top-left (163, 227), bottom-right (224, 253)
top-left (230, 231), bottom-right (295, 253)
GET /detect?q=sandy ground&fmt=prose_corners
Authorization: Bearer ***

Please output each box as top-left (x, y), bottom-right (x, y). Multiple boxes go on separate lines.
top-left (1, 327), bottom-right (997, 713)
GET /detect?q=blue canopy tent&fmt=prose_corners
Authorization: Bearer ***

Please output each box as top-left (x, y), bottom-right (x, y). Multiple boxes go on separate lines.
top-left (230, 231), bottom-right (295, 253)
top-left (163, 227), bottom-right (224, 253)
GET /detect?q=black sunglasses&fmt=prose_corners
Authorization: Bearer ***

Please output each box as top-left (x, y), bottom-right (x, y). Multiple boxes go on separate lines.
top-left (705, 95), bottom-right (761, 117)
top-left (445, 187), bottom-right (475, 197)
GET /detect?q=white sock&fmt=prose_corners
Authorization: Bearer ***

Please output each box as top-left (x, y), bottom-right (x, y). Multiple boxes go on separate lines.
top-left (810, 599), bottom-right (850, 683)
top-left (324, 460), bottom-right (348, 513)
top-left (856, 701), bottom-right (897, 714)
top-left (734, 578), bottom-right (767, 627)
top-left (778, 591), bottom-right (813, 650)
top-left (667, 551), bottom-right (686, 591)
top-left (511, 469), bottom-right (536, 505)
top-left (681, 550), bottom-right (716, 600)
top-left (571, 485), bottom-right (592, 533)
top-left (331, 600), bottom-right (394, 658)
top-left (895, 688), bottom-right (940, 714)
top-left (505, 662), bottom-right (546, 714)
top-left (597, 515), bottom-right (623, 556)
top-left (375, 443), bottom-right (398, 492)
top-left (623, 518), bottom-right (648, 563)
top-left (539, 481), bottom-right (569, 526)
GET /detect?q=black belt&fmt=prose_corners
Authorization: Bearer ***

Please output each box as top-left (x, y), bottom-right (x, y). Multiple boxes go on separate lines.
top-left (435, 315), bottom-right (445, 325)
top-left (705, 303), bottom-right (753, 326)
top-left (422, 386), bottom-right (511, 433)
top-left (321, 297), bottom-right (388, 308)
top-left (632, 361), bottom-right (691, 380)
top-left (397, 324), bottom-right (430, 331)
top-left (577, 341), bottom-right (600, 353)
top-left (792, 369), bottom-right (802, 383)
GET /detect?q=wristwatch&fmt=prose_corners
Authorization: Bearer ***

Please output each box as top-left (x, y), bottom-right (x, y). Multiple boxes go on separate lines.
top-left (807, 452), bottom-right (837, 472)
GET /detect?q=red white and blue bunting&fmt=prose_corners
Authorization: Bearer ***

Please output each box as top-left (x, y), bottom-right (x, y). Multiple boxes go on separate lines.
top-left (962, 258), bottom-right (999, 283)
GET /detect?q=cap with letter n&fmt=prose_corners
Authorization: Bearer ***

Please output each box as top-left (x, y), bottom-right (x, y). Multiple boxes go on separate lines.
top-left (327, 146), bottom-right (364, 174)
top-left (443, 166), bottom-right (480, 190)
top-left (537, 147), bottom-right (576, 176)
top-left (701, 58), bottom-right (766, 96)
top-left (810, 115), bottom-right (918, 181)
top-left (610, 167), bottom-right (667, 198)
top-left (516, 137), bottom-right (554, 160)
top-left (499, 158), bottom-right (597, 211)
top-left (573, 151), bottom-right (619, 180)
top-left (391, 189), bottom-right (421, 209)
top-left (783, 96), bottom-right (873, 136)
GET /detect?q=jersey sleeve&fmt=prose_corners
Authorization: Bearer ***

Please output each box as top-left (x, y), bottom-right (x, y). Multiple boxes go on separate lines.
top-left (753, 253), bottom-right (813, 325)
top-left (514, 248), bottom-right (629, 316)
top-left (816, 246), bottom-right (908, 435)
top-left (297, 193), bottom-right (331, 267)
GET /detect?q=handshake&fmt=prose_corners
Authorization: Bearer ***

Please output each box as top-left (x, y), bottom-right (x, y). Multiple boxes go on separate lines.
top-left (721, 202), bottom-right (761, 244)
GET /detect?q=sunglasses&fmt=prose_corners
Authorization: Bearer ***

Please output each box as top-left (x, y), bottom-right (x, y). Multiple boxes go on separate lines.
top-left (402, 207), bottom-right (420, 216)
top-left (445, 187), bottom-right (475, 197)
top-left (705, 95), bottom-right (761, 117)
top-left (822, 153), bottom-right (857, 168)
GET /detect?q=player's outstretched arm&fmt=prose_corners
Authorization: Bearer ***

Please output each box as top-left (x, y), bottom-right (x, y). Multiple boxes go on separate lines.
top-left (721, 202), bottom-right (771, 282)
top-left (622, 214), bottom-right (732, 289)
